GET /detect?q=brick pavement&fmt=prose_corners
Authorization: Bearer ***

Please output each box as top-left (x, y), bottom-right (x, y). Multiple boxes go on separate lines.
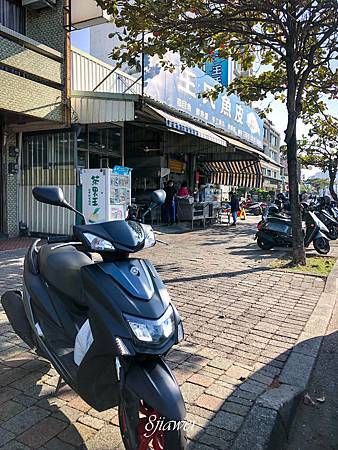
top-left (0, 220), bottom-right (326, 449)
top-left (0, 238), bottom-right (36, 252)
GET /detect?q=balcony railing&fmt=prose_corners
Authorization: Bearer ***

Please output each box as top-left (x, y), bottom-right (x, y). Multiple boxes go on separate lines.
top-left (71, 47), bottom-right (142, 95)
top-left (0, 24), bottom-right (64, 122)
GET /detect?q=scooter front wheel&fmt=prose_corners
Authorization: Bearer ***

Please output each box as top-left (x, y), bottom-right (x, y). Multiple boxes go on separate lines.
top-left (328, 226), bottom-right (338, 240)
top-left (119, 399), bottom-right (187, 450)
top-left (313, 237), bottom-right (330, 254)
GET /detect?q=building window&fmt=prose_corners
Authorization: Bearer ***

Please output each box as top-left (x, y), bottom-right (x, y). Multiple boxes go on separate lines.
top-left (0, 0), bottom-right (25, 34)
top-left (77, 125), bottom-right (122, 169)
top-left (270, 134), bottom-right (279, 147)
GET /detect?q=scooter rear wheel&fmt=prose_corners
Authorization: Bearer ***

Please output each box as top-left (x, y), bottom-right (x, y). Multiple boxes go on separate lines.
top-left (257, 237), bottom-right (273, 250)
top-left (119, 399), bottom-right (186, 450)
top-left (313, 237), bottom-right (330, 255)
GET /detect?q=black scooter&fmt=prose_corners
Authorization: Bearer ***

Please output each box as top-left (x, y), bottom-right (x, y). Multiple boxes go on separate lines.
top-left (255, 209), bottom-right (331, 254)
top-left (1, 187), bottom-right (187, 450)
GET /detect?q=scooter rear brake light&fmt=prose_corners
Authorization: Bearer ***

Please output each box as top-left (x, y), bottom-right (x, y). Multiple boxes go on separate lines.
top-left (257, 222), bottom-right (263, 230)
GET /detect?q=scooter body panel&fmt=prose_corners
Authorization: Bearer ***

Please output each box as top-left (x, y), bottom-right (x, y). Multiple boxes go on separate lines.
top-left (21, 240), bottom-right (181, 411)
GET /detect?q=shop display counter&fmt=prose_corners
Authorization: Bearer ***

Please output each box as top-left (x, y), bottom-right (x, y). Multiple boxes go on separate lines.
top-left (176, 198), bottom-right (221, 229)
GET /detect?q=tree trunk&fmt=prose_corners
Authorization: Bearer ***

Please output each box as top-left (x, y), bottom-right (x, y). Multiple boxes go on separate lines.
top-left (328, 166), bottom-right (338, 201)
top-left (284, 29), bottom-right (306, 266)
top-left (287, 124), bottom-right (306, 265)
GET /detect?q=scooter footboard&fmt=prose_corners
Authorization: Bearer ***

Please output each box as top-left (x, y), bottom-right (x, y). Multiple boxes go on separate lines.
top-left (124, 358), bottom-right (186, 421)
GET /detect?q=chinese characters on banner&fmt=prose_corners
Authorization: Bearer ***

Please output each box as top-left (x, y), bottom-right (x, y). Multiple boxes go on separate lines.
top-left (204, 54), bottom-right (229, 86)
top-left (81, 169), bottom-right (106, 224)
top-left (144, 53), bottom-right (263, 148)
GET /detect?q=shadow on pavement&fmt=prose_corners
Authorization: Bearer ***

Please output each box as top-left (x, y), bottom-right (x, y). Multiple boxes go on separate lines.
top-left (0, 329), bottom-right (329, 449)
top-left (159, 266), bottom-right (269, 284)
top-left (0, 356), bottom-right (87, 449)
top-left (179, 334), bottom-right (326, 450)
top-left (280, 330), bottom-right (338, 450)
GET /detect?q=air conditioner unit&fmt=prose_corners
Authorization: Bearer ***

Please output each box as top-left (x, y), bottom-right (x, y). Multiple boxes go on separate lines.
top-left (22, 0), bottom-right (56, 10)
top-left (71, 0), bottom-right (110, 30)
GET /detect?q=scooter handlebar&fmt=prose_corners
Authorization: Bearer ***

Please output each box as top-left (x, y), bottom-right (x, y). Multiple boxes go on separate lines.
top-left (47, 235), bottom-right (74, 244)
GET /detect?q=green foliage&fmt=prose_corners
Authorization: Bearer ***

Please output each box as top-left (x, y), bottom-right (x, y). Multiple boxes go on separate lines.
top-left (304, 177), bottom-right (330, 192)
top-left (97, 0), bottom-right (337, 264)
top-left (249, 188), bottom-right (275, 201)
top-left (299, 114), bottom-right (338, 198)
top-left (272, 256), bottom-right (336, 276)
top-left (97, 0), bottom-right (337, 124)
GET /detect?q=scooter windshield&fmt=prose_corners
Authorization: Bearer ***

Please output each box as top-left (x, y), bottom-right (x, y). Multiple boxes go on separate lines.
top-left (265, 220), bottom-right (291, 234)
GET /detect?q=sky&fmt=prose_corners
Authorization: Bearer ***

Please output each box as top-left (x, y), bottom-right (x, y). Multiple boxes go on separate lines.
top-left (71, 28), bottom-right (337, 179)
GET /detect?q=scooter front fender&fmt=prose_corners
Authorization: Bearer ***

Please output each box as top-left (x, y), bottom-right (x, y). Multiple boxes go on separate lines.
top-left (316, 230), bottom-right (330, 240)
top-left (124, 357), bottom-right (186, 421)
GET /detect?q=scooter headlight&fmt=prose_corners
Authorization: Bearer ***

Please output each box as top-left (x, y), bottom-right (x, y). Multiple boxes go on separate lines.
top-left (125, 306), bottom-right (175, 344)
top-left (83, 233), bottom-right (115, 251)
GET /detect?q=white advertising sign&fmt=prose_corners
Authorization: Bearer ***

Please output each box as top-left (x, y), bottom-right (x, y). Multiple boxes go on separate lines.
top-left (82, 169), bottom-right (107, 223)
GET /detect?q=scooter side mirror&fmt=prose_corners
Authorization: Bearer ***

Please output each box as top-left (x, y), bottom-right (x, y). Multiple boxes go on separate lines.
top-left (33, 186), bottom-right (67, 207)
top-left (32, 186), bottom-right (87, 224)
top-left (140, 190), bottom-right (167, 223)
top-left (150, 189), bottom-right (166, 207)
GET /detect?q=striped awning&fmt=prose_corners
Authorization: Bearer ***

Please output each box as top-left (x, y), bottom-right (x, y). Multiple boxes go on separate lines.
top-left (148, 106), bottom-right (228, 147)
top-left (201, 160), bottom-right (263, 188)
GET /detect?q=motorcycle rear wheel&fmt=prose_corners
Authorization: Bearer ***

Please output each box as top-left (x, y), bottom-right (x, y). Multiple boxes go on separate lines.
top-left (257, 237), bottom-right (273, 250)
top-left (119, 399), bottom-right (187, 450)
top-left (313, 237), bottom-right (330, 255)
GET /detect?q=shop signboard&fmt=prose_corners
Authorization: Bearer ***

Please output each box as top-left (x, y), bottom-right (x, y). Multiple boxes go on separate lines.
top-left (204, 54), bottom-right (229, 87)
top-left (169, 160), bottom-right (185, 174)
top-left (144, 53), bottom-right (263, 148)
top-left (81, 167), bottom-right (132, 223)
top-left (81, 169), bottom-right (107, 223)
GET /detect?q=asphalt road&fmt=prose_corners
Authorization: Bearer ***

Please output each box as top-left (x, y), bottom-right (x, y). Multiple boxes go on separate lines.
top-left (282, 296), bottom-right (338, 450)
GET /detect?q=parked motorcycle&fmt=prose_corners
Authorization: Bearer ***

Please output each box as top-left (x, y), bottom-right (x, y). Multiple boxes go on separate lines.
top-left (311, 197), bottom-right (338, 240)
top-left (313, 207), bottom-right (338, 240)
top-left (256, 208), bottom-right (331, 254)
top-left (247, 202), bottom-right (267, 216)
top-left (1, 186), bottom-right (187, 450)
top-left (262, 203), bottom-right (291, 221)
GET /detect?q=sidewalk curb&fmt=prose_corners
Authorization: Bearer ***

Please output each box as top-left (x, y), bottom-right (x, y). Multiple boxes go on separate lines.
top-left (231, 258), bottom-right (338, 450)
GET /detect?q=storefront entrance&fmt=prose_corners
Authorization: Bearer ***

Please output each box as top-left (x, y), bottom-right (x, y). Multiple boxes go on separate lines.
top-left (19, 130), bottom-right (77, 235)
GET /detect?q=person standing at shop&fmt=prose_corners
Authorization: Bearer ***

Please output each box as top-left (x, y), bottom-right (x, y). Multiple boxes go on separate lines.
top-left (177, 181), bottom-right (190, 197)
top-left (230, 191), bottom-right (240, 226)
top-left (164, 180), bottom-right (177, 225)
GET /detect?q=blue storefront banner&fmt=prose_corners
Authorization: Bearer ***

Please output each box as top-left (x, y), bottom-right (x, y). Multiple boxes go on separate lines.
top-left (144, 53), bottom-right (263, 149)
top-left (204, 53), bottom-right (229, 87)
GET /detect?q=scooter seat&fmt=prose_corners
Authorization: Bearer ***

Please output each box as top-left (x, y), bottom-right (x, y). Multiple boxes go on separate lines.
top-left (38, 245), bottom-right (93, 306)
